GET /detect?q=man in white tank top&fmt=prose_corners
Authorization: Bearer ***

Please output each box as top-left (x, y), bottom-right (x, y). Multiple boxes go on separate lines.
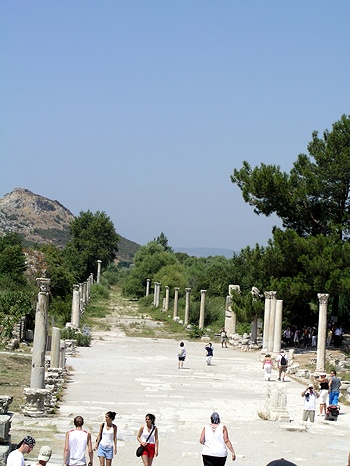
top-left (64, 416), bottom-right (93, 466)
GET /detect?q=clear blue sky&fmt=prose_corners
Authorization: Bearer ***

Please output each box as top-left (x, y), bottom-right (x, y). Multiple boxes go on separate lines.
top-left (1, 1), bottom-right (349, 251)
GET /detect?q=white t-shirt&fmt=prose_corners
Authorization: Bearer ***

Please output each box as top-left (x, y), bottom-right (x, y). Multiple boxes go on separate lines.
top-left (201, 424), bottom-right (227, 458)
top-left (7, 449), bottom-right (25, 466)
top-left (303, 392), bottom-right (317, 410)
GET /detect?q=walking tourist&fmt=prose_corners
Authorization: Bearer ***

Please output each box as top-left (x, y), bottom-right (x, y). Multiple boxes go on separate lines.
top-left (301, 384), bottom-right (319, 423)
top-left (205, 343), bottom-right (214, 365)
top-left (276, 350), bottom-right (288, 382)
top-left (136, 413), bottom-right (158, 466)
top-left (94, 412), bottom-right (117, 466)
top-left (262, 353), bottom-right (272, 381)
top-left (199, 412), bottom-right (236, 465)
top-left (6, 436), bottom-right (36, 466)
top-left (64, 416), bottom-right (93, 466)
top-left (177, 341), bottom-right (186, 369)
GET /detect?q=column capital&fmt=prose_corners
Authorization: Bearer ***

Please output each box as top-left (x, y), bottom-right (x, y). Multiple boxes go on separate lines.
top-left (317, 293), bottom-right (329, 304)
top-left (270, 291), bottom-right (277, 299)
top-left (36, 277), bottom-right (50, 293)
top-left (174, 287), bottom-right (179, 291)
top-left (97, 259), bottom-right (102, 264)
top-left (165, 285), bottom-right (169, 290)
top-left (185, 288), bottom-right (191, 292)
top-left (200, 289), bottom-right (207, 294)
top-left (73, 284), bottom-right (80, 292)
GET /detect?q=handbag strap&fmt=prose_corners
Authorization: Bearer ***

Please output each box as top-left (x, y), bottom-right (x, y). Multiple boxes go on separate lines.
top-left (145, 425), bottom-right (155, 442)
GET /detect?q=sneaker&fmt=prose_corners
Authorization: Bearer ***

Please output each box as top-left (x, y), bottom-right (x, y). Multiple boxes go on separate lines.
top-left (278, 378), bottom-right (281, 381)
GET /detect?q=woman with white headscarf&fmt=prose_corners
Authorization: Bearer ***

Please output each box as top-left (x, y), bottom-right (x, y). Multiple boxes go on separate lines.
top-left (199, 412), bottom-right (236, 465)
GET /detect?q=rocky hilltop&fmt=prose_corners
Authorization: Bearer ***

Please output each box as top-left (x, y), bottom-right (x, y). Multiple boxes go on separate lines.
top-left (0, 188), bottom-right (140, 262)
top-left (0, 188), bottom-right (74, 247)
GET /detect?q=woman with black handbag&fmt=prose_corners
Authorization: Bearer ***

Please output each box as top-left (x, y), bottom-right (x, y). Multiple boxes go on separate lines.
top-left (136, 413), bottom-right (158, 465)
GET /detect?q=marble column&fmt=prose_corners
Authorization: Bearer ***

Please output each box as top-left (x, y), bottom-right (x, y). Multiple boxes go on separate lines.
top-left (146, 279), bottom-right (150, 296)
top-left (59, 339), bottom-right (66, 369)
top-left (155, 283), bottom-right (161, 307)
top-left (82, 281), bottom-right (87, 305)
top-left (71, 284), bottom-right (80, 328)
top-left (316, 293), bottom-right (329, 374)
top-left (273, 300), bottom-right (283, 354)
top-left (153, 282), bottom-right (157, 306)
top-left (50, 327), bottom-right (61, 369)
top-left (97, 259), bottom-right (102, 284)
top-left (173, 287), bottom-right (179, 318)
top-left (165, 286), bottom-right (170, 312)
top-left (184, 288), bottom-right (191, 325)
top-left (268, 292), bottom-right (277, 352)
top-left (251, 315), bottom-right (258, 344)
top-left (30, 277), bottom-right (50, 389)
top-left (199, 290), bottom-right (207, 329)
top-left (263, 292), bottom-right (272, 350)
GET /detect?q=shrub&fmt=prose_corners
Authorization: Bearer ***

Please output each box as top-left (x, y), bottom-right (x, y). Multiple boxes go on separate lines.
top-left (61, 326), bottom-right (91, 347)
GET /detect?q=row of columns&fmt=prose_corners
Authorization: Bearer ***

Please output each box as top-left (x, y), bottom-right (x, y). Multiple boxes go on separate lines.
top-left (147, 280), bottom-right (207, 328)
top-left (24, 262), bottom-right (100, 418)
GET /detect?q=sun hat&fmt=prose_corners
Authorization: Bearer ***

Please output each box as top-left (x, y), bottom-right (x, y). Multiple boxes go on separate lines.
top-left (38, 446), bottom-right (52, 461)
top-left (308, 384), bottom-right (314, 388)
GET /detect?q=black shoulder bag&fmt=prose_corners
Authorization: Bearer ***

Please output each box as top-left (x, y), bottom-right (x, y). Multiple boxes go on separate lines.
top-left (136, 425), bottom-right (155, 457)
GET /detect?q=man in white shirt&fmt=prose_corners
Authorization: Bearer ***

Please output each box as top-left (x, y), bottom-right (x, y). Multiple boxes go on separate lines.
top-left (7, 436), bottom-right (36, 466)
top-left (301, 384), bottom-right (320, 423)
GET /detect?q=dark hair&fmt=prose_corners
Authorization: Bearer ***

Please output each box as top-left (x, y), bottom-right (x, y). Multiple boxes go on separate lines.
top-left (180, 342), bottom-right (184, 347)
top-left (331, 370), bottom-right (337, 375)
top-left (74, 416), bottom-right (84, 427)
top-left (145, 413), bottom-right (156, 424)
top-left (106, 411), bottom-right (116, 420)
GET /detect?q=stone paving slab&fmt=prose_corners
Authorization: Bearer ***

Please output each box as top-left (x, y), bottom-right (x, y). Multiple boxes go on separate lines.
top-left (10, 334), bottom-right (350, 466)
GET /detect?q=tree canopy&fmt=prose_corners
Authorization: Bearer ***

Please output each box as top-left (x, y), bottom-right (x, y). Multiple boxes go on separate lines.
top-left (231, 114), bottom-right (350, 240)
top-left (65, 210), bottom-right (119, 281)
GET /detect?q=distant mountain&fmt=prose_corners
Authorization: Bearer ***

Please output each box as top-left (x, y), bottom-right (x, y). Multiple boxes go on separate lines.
top-left (173, 246), bottom-right (235, 258)
top-left (0, 188), bottom-right (140, 263)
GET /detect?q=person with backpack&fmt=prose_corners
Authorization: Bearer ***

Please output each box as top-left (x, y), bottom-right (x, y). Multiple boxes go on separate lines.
top-left (177, 341), bottom-right (186, 369)
top-left (276, 350), bottom-right (288, 382)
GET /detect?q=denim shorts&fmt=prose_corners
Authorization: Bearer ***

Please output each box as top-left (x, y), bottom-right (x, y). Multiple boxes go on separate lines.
top-left (97, 444), bottom-right (113, 459)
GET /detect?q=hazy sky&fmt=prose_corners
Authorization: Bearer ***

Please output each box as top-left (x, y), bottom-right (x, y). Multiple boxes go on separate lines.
top-left (1, 1), bottom-right (349, 251)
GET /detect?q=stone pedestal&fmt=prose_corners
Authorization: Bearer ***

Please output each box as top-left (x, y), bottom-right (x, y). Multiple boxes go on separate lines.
top-left (263, 383), bottom-right (290, 422)
top-left (199, 290), bottom-right (207, 329)
top-left (23, 388), bottom-right (50, 417)
top-left (64, 339), bottom-right (77, 357)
